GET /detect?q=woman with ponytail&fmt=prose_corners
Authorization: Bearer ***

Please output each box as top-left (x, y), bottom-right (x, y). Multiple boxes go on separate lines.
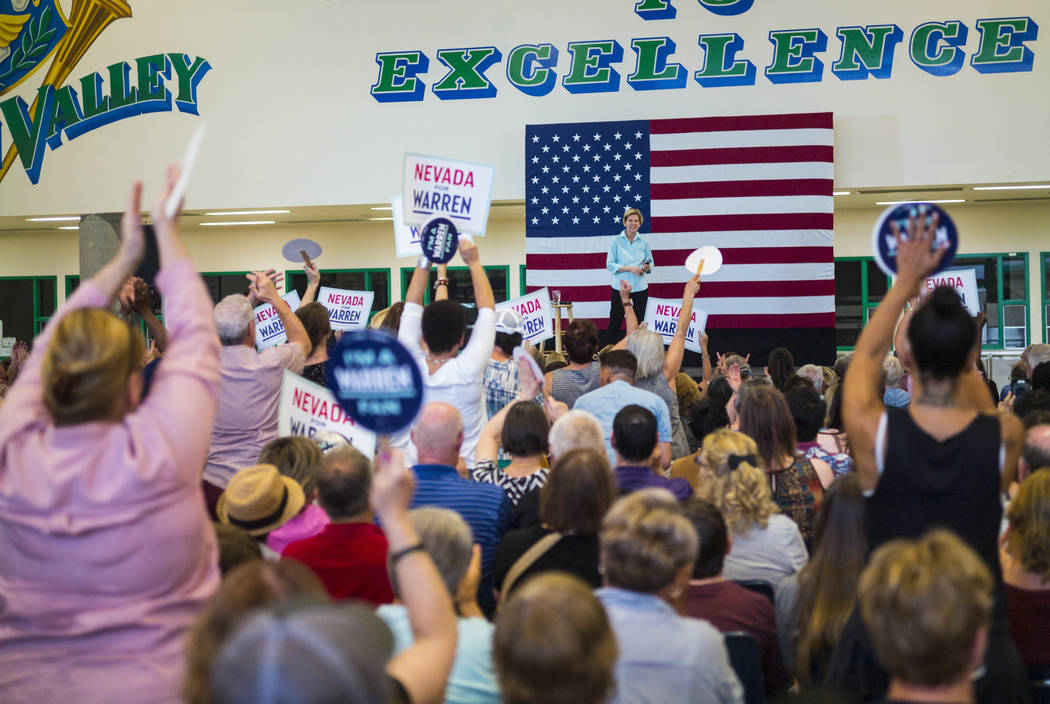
top-left (832, 212), bottom-right (1029, 700)
top-left (694, 429), bottom-right (808, 594)
top-left (0, 168), bottom-right (222, 704)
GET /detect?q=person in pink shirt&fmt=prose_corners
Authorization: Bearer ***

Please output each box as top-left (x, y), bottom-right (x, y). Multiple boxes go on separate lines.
top-left (202, 268), bottom-right (309, 514)
top-left (0, 168), bottom-right (221, 704)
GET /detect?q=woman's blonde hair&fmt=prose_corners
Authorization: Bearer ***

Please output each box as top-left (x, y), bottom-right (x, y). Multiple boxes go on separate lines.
top-left (622, 207), bottom-right (644, 225)
top-left (1006, 471), bottom-right (1050, 582)
top-left (42, 308), bottom-right (143, 426)
top-left (698, 429), bottom-right (779, 535)
top-left (600, 488), bottom-right (698, 593)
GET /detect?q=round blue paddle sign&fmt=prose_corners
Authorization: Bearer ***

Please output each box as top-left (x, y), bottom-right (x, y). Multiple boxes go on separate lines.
top-left (326, 330), bottom-right (424, 434)
top-left (420, 217), bottom-right (459, 263)
top-left (872, 203), bottom-right (958, 277)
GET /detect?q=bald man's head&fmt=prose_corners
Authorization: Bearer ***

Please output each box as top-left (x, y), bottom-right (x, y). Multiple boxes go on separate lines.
top-left (1020, 423), bottom-right (1050, 482)
top-left (412, 402), bottom-right (464, 467)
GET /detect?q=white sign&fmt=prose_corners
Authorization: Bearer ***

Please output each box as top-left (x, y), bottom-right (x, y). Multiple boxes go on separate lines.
top-left (495, 288), bottom-right (554, 344)
top-left (318, 286), bottom-right (374, 331)
top-left (278, 370), bottom-right (377, 457)
top-left (402, 153), bottom-right (494, 235)
top-left (254, 290), bottom-right (302, 350)
top-left (923, 267), bottom-right (980, 316)
top-left (392, 195), bottom-right (423, 258)
top-left (643, 297), bottom-right (709, 353)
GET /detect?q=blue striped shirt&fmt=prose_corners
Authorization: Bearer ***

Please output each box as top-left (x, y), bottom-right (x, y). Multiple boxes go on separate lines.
top-left (410, 464), bottom-right (512, 616)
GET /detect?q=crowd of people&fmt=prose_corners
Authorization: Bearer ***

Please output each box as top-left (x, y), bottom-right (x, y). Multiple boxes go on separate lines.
top-left (1, 178), bottom-right (1049, 704)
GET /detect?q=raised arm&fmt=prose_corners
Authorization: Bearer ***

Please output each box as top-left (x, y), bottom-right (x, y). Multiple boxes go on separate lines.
top-left (664, 274), bottom-right (700, 382)
top-left (250, 271), bottom-right (309, 356)
top-left (375, 445), bottom-right (457, 704)
top-left (301, 260), bottom-right (320, 305)
top-left (460, 240), bottom-right (494, 310)
top-left (124, 277), bottom-right (169, 353)
top-left (0, 182), bottom-right (148, 436)
top-left (433, 264), bottom-right (449, 302)
top-left (613, 281), bottom-right (638, 351)
top-left (699, 333), bottom-right (712, 386)
top-left (843, 214), bottom-right (947, 492)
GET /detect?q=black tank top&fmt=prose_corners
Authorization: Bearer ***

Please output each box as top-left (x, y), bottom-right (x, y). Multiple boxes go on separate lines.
top-left (866, 407), bottom-right (1002, 587)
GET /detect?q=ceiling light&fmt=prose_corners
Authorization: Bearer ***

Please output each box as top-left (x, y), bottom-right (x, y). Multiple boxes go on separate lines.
top-left (369, 217), bottom-right (393, 221)
top-left (27, 216), bottom-right (80, 222)
top-left (370, 206), bottom-right (393, 211)
top-left (832, 191), bottom-right (850, 196)
top-left (972, 184), bottom-right (1050, 191)
top-left (200, 220), bottom-right (276, 227)
top-left (203, 209), bottom-right (290, 216)
top-left (58, 225), bottom-right (80, 230)
top-left (874, 199), bottom-right (965, 206)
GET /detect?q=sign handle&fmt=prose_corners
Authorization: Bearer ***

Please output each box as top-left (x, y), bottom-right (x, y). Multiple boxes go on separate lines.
top-left (300, 250), bottom-right (313, 268)
top-left (696, 259), bottom-right (705, 277)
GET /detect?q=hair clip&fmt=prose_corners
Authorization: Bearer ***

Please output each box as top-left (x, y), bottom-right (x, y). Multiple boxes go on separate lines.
top-left (727, 453), bottom-right (756, 471)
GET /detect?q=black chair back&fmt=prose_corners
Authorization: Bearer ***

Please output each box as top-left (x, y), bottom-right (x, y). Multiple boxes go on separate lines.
top-left (733, 579), bottom-right (776, 604)
top-left (724, 631), bottom-right (766, 704)
top-left (1031, 663), bottom-right (1050, 704)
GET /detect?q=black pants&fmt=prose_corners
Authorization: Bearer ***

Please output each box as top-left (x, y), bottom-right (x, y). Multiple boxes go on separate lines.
top-left (603, 288), bottom-right (648, 346)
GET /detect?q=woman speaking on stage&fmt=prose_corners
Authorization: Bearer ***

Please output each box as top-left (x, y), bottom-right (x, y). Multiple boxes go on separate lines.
top-left (604, 208), bottom-right (653, 345)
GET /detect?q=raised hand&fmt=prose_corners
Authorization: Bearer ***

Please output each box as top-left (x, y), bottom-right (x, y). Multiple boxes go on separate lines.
top-left (304, 260), bottom-right (320, 286)
top-left (458, 238), bottom-right (480, 265)
top-left (247, 271), bottom-right (279, 304)
top-left (891, 210), bottom-right (949, 291)
top-left (371, 441), bottom-right (415, 521)
top-left (118, 181), bottom-right (146, 271)
top-left (684, 273), bottom-right (700, 300)
top-left (620, 279), bottom-right (632, 303)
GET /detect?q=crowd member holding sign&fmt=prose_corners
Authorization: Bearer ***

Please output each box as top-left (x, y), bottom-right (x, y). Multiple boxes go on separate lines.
top-left (604, 208), bottom-right (653, 346)
top-left (625, 274), bottom-right (704, 460)
top-left (204, 270), bottom-right (309, 514)
top-left (484, 308), bottom-right (524, 419)
top-left (830, 212), bottom-right (1029, 702)
top-left (0, 168), bottom-right (221, 703)
top-left (399, 239), bottom-right (496, 466)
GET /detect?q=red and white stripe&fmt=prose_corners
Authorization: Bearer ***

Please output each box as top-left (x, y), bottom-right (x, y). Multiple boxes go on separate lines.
top-left (526, 112), bottom-right (834, 329)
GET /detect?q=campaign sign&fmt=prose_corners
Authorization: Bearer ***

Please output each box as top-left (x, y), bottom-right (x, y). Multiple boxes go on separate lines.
top-left (872, 203), bottom-right (958, 277)
top-left (327, 330), bottom-right (424, 434)
top-left (495, 288), bottom-right (554, 344)
top-left (392, 195), bottom-right (423, 258)
top-left (254, 290), bottom-right (303, 350)
top-left (923, 267), bottom-right (981, 316)
top-left (402, 153), bottom-right (494, 235)
top-left (420, 217), bottom-right (459, 264)
top-left (643, 297), bottom-right (709, 353)
top-left (318, 286), bottom-right (375, 331)
top-left (278, 370), bottom-right (377, 457)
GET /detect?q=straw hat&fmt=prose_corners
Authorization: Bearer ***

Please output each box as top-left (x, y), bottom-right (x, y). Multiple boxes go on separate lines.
top-left (217, 464), bottom-right (305, 537)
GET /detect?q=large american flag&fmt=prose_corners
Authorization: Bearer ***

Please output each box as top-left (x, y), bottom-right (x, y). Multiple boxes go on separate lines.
top-left (524, 112), bottom-right (834, 333)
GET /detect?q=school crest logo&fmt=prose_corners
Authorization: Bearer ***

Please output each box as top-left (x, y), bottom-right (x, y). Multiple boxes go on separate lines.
top-left (0, 0), bottom-right (209, 187)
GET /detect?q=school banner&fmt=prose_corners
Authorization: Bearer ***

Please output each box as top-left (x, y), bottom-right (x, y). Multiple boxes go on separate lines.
top-left (317, 286), bottom-right (374, 331)
top-left (495, 288), bottom-right (554, 344)
top-left (277, 370), bottom-right (377, 457)
top-left (643, 297), bottom-right (709, 353)
top-left (254, 290), bottom-right (302, 350)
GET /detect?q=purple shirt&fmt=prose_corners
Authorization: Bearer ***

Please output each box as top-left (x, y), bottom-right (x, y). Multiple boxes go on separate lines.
top-left (0, 260), bottom-right (221, 703)
top-left (615, 464), bottom-right (694, 501)
top-left (204, 339), bottom-right (305, 487)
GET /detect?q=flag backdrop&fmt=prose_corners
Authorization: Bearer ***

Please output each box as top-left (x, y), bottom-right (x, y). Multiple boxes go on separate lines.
top-left (524, 112), bottom-right (836, 365)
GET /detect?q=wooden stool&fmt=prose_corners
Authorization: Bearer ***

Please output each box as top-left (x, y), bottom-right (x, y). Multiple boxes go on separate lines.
top-left (551, 302), bottom-right (574, 356)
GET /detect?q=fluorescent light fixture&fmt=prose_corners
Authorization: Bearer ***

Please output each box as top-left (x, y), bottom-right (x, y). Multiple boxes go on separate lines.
top-left (200, 220), bottom-right (276, 227)
top-left (203, 209), bottom-right (290, 216)
top-left (58, 225), bottom-right (80, 230)
top-left (972, 184), bottom-right (1050, 191)
top-left (874, 199), bottom-right (965, 206)
top-left (27, 216), bottom-right (80, 222)
top-left (369, 217), bottom-right (393, 221)
top-left (370, 206), bottom-right (393, 211)
top-left (832, 191), bottom-right (850, 196)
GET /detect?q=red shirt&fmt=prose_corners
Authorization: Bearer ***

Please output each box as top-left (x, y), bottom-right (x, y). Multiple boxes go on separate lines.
top-left (1005, 583), bottom-right (1050, 665)
top-left (684, 580), bottom-right (791, 694)
top-left (282, 522), bottom-right (394, 605)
